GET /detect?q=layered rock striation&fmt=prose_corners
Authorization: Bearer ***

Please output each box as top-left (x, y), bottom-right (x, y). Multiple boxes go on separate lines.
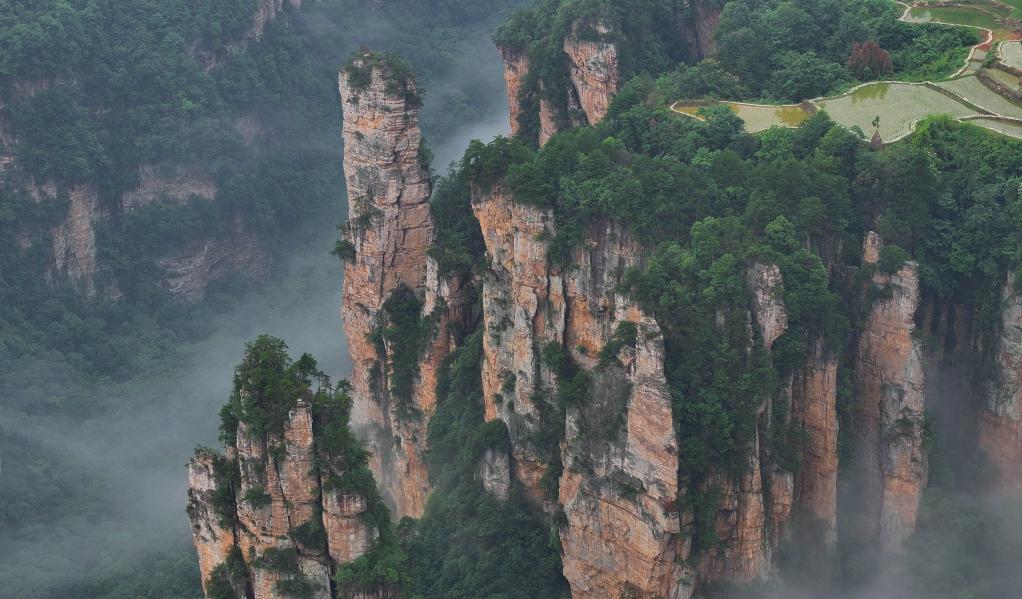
top-left (849, 232), bottom-right (927, 554)
top-left (338, 51), bottom-right (465, 519)
top-left (980, 271), bottom-right (1022, 490)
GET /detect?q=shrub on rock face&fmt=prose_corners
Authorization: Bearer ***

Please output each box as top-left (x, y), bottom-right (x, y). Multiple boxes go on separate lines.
top-left (848, 42), bottom-right (893, 80)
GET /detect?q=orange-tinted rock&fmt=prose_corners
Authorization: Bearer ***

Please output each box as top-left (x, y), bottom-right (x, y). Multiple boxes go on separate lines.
top-left (499, 45), bottom-right (529, 136)
top-left (560, 317), bottom-right (692, 599)
top-left (980, 272), bottom-right (1022, 491)
top-left (339, 53), bottom-right (436, 519)
top-left (539, 97), bottom-right (559, 145)
top-left (187, 450), bottom-right (239, 597)
top-left (697, 434), bottom-right (771, 585)
top-left (791, 341), bottom-right (839, 547)
top-left (563, 23), bottom-right (618, 126)
top-left (322, 491), bottom-right (377, 563)
top-left (472, 186), bottom-right (564, 501)
top-left (850, 232), bottom-right (926, 554)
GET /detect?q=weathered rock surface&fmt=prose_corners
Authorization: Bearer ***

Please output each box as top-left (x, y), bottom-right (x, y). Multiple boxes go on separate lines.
top-left (980, 271), bottom-right (1022, 490)
top-left (850, 231), bottom-right (927, 554)
top-left (472, 187), bottom-right (690, 597)
top-left (476, 447), bottom-right (512, 500)
top-left (684, 0), bottom-right (724, 59)
top-left (499, 46), bottom-right (530, 136)
top-left (563, 23), bottom-right (619, 127)
top-left (156, 213), bottom-right (270, 302)
top-left (747, 263), bottom-right (787, 349)
top-left (191, 0), bottom-right (302, 70)
top-left (339, 52), bottom-right (455, 519)
top-left (790, 341), bottom-right (839, 548)
top-left (187, 450), bottom-right (240, 598)
top-left (51, 185), bottom-right (99, 298)
top-left (121, 164), bottom-right (216, 209)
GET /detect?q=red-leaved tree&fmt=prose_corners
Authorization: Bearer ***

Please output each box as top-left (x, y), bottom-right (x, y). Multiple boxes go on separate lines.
top-left (848, 42), bottom-right (893, 80)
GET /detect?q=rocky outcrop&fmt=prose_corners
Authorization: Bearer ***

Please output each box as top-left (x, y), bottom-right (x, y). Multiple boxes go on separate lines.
top-left (190, 0), bottom-right (302, 70)
top-left (188, 381), bottom-right (382, 599)
top-left (51, 185), bottom-right (99, 298)
top-left (684, 0), bottom-right (724, 60)
top-left (121, 164), bottom-right (216, 209)
top-left (472, 187), bottom-right (562, 499)
top-left (156, 213), bottom-right (270, 302)
top-left (560, 317), bottom-right (691, 599)
top-left (471, 187), bottom-right (689, 597)
top-left (790, 341), bottom-right (839, 548)
top-left (849, 231), bottom-right (927, 554)
top-left (747, 263), bottom-right (787, 349)
top-left (563, 23), bottom-right (619, 127)
top-left (499, 46), bottom-right (530, 136)
top-left (475, 447), bottom-right (512, 500)
top-left (339, 52), bottom-right (454, 519)
top-left (187, 450), bottom-right (241, 598)
top-left (980, 271), bottom-right (1022, 490)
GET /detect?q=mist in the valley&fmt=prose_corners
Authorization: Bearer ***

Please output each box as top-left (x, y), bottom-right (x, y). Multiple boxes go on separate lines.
top-left (0, 1), bottom-right (512, 595)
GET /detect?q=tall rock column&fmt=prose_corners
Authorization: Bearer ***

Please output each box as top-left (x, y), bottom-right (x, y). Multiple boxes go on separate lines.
top-left (790, 341), bottom-right (839, 548)
top-left (338, 51), bottom-right (436, 518)
top-left (849, 232), bottom-right (927, 554)
top-left (980, 271), bottom-right (1022, 491)
top-left (499, 45), bottom-right (530, 136)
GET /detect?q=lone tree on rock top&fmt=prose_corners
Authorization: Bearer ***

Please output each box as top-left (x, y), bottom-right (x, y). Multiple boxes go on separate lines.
top-left (848, 42), bottom-right (893, 79)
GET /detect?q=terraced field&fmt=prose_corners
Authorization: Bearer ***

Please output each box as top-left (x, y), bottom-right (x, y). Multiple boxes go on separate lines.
top-left (817, 82), bottom-right (981, 140)
top-left (1000, 40), bottom-right (1022, 68)
top-left (672, 0), bottom-right (1022, 141)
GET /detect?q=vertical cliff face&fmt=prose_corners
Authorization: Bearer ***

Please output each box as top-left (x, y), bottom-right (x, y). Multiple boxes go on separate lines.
top-left (188, 450), bottom-right (243, 599)
top-left (684, 0), bottom-right (724, 60)
top-left (695, 264), bottom-right (790, 586)
top-left (50, 184), bottom-right (100, 298)
top-left (338, 52), bottom-right (450, 519)
top-left (790, 342), bottom-right (839, 548)
top-left (472, 187), bottom-right (691, 598)
top-left (499, 46), bottom-right (530, 137)
top-left (980, 272), bottom-right (1022, 491)
top-left (472, 187), bottom-right (564, 499)
top-left (849, 232), bottom-right (927, 554)
top-left (563, 23), bottom-right (619, 127)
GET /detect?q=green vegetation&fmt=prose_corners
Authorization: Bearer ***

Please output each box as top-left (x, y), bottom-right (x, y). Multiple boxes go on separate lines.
top-left (343, 49), bottom-right (422, 106)
top-left (399, 330), bottom-right (569, 598)
top-left (205, 546), bottom-right (248, 599)
top-left (369, 285), bottom-right (441, 421)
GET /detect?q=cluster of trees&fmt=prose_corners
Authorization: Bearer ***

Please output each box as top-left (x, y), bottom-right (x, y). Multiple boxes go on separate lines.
top-left (664, 0), bottom-right (976, 103)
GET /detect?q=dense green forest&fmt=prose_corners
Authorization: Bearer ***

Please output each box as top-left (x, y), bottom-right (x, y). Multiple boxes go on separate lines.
top-left (0, 0), bottom-right (523, 597)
